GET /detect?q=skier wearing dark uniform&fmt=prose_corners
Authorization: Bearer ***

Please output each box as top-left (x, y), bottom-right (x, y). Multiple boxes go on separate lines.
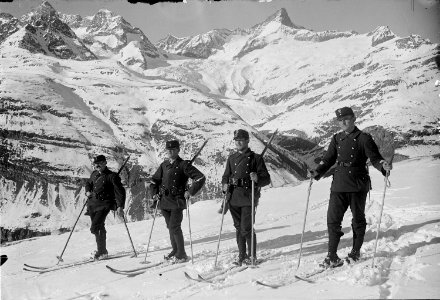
top-left (150, 140), bottom-right (206, 263)
top-left (221, 129), bottom-right (271, 265)
top-left (310, 107), bottom-right (392, 268)
top-left (85, 155), bottom-right (126, 260)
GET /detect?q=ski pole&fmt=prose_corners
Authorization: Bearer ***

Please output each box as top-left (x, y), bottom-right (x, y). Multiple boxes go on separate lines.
top-left (142, 199), bottom-right (159, 263)
top-left (186, 196), bottom-right (194, 264)
top-left (371, 170), bottom-right (391, 268)
top-left (251, 180), bottom-right (256, 266)
top-left (121, 214), bottom-right (138, 257)
top-left (214, 192), bottom-right (228, 268)
top-left (56, 202), bottom-right (87, 264)
top-left (296, 177), bottom-right (313, 270)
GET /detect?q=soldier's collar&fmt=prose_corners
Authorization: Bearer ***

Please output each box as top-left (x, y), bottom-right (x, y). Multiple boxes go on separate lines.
top-left (237, 148), bottom-right (251, 155)
top-left (167, 156), bottom-right (182, 164)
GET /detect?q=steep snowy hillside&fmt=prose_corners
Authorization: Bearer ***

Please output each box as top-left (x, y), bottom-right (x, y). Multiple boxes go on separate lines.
top-left (2, 157), bottom-right (440, 299)
top-left (150, 8), bottom-right (440, 150)
top-left (1, 2), bottom-right (439, 238)
top-left (0, 42), bottom-right (305, 233)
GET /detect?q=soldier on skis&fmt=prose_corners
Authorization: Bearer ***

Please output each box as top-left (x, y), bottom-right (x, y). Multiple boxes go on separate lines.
top-left (85, 155), bottom-right (126, 260)
top-left (150, 140), bottom-right (206, 263)
top-left (220, 129), bottom-right (271, 265)
top-left (310, 107), bottom-right (392, 268)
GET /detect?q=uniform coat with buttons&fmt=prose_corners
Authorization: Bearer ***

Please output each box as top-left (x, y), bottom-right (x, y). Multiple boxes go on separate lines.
top-left (222, 148), bottom-right (271, 207)
top-left (85, 168), bottom-right (126, 213)
top-left (221, 148), bottom-right (271, 260)
top-left (316, 126), bottom-right (385, 192)
top-left (150, 156), bottom-right (205, 210)
top-left (315, 126), bottom-right (387, 254)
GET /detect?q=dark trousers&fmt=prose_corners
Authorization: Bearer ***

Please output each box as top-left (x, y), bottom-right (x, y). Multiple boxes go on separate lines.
top-left (161, 209), bottom-right (186, 258)
top-left (90, 208), bottom-right (110, 254)
top-left (327, 191), bottom-right (368, 254)
top-left (229, 205), bottom-right (256, 258)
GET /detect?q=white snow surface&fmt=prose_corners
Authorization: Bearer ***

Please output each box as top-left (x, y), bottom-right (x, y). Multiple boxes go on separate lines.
top-left (2, 157), bottom-right (440, 299)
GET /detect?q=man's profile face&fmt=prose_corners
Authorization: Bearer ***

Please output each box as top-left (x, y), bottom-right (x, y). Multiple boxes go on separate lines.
top-left (235, 139), bottom-right (249, 151)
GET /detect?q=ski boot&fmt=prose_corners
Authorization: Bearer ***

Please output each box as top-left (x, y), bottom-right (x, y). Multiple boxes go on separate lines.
top-left (164, 250), bottom-right (176, 261)
top-left (233, 254), bottom-right (249, 266)
top-left (93, 251), bottom-right (108, 261)
top-left (173, 254), bottom-right (189, 264)
top-left (319, 253), bottom-right (343, 269)
top-left (345, 249), bottom-right (360, 264)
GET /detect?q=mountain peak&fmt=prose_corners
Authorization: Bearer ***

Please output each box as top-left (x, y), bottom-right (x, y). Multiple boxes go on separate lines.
top-left (262, 8), bottom-right (295, 28)
top-left (36, 1), bottom-right (57, 16)
top-left (96, 9), bottom-right (115, 17)
top-left (369, 25), bottom-right (396, 47)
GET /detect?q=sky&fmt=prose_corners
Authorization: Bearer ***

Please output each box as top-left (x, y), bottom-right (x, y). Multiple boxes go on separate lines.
top-left (0, 0), bottom-right (439, 43)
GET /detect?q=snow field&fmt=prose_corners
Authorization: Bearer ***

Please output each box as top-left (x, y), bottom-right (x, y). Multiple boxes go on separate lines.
top-left (1, 157), bottom-right (440, 299)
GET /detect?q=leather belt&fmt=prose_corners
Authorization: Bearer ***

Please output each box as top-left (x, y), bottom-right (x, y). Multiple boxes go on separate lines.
top-left (229, 178), bottom-right (250, 187)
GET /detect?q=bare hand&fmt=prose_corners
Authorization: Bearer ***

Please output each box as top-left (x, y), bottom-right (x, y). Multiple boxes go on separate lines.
top-left (250, 172), bottom-right (258, 183)
top-left (184, 191), bottom-right (191, 200)
top-left (382, 161), bottom-right (393, 172)
top-left (117, 207), bottom-right (124, 219)
top-left (222, 184), bottom-right (228, 193)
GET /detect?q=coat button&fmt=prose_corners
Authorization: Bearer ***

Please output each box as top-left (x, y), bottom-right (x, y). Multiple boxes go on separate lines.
top-left (352, 147), bottom-right (354, 149)
top-left (354, 139), bottom-right (356, 141)
top-left (351, 155), bottom-right (353, 157)
top-left (349, 171), bottom-right (352, 174)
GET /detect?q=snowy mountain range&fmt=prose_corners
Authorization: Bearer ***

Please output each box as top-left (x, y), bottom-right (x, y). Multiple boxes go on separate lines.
top-left (1, 1), bottom-right (439, 236)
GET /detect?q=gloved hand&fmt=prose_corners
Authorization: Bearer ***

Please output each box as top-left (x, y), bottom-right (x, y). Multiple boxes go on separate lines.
top-left (116, 207), bottom-right (124, 219)
top-left (382, 161), bottom-right (392, 172)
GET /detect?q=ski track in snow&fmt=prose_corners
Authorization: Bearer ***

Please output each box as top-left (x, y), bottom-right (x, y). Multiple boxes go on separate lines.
top-left (1, 157), bottom-right (440, 299)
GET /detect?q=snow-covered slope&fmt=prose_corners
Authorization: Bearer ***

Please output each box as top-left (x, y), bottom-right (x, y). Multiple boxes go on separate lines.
top-left (2, 157), bottom-right (440, 299)
top-left (0, 43), bottom-right (304, 232)
top-left (149, 8), bottom-right (439, 148)
top-left (1, 3), bottom-right (439, 236)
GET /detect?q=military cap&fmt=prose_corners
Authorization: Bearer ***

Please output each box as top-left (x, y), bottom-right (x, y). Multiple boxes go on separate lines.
top-left (93, 155), bottom-right (106, 164)
top-left (233, 129), bottom-right (250, 140)
top-left (335, 107), bottom-right (355, 120)
top-left (166, 140), bottom-right (180, 149)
